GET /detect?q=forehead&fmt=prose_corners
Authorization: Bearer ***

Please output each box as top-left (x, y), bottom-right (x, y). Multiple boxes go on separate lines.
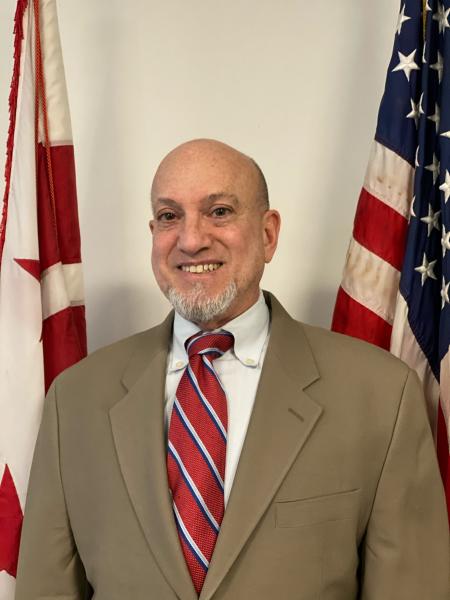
top-left (151, 146), bottom-right (258, 205)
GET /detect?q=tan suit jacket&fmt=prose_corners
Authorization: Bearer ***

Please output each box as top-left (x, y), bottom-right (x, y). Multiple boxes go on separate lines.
top-left (15, 293), bottom-right (450, 599)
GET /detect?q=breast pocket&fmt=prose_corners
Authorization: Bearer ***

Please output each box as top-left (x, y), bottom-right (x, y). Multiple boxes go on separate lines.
top-left (275, 488), bottom-right (360, 528)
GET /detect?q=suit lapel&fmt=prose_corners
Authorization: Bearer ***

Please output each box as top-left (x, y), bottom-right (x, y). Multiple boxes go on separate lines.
top-left (200, 294), bottom-right (323, 600)
top-left (109, 313), bottom-right (198, 600)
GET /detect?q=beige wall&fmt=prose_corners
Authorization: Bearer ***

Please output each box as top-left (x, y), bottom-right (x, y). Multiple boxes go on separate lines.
top-left (0, 0), bottom-right (399, 351)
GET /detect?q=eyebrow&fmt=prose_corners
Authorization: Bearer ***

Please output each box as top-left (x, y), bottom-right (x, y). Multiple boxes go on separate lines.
top-left (153, 192), bottom-right (240, 209)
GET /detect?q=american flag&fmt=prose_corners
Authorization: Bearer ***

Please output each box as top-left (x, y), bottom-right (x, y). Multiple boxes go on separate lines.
top-left (332, 0), bottom-right (450, 516)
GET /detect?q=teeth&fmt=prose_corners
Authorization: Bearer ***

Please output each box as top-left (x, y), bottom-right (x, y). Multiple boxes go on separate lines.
top-left (181, 263), bottom-right (221, 273)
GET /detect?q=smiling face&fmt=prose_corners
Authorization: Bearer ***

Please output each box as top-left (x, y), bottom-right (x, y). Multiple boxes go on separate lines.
top-left (150, 139), bottom-right (280, 329)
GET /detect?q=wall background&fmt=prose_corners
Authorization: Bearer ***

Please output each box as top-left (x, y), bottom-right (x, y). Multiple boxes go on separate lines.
top-left (0, 0), bottom-right (399, 352)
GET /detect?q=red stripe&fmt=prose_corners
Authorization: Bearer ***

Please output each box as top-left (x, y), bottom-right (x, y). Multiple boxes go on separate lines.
top-left (436, 405), bottom-right (450, 524)
top-left (42, 305), bottom-right (87, 392)
top-left (353, 188), bottom-right (408, 271)
top-left (37, 143), bottom-right (82, 272)
top-left (331, 287), bottom-right (392, 350)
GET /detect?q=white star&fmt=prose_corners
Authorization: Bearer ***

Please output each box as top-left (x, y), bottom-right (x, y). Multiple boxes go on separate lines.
top-left (415, 146), bottom-right (420, 167)
top-left (392, 50), bottom-right (420, 81)
top-left (441, 130), bottom-right (450, 138)
top-left (433, 3), bottom-right (450, 33)
top-left (431, 51), bottom-right (444, 83)
top-left (420, 204), bottom-right (441, 235)
top-left (410, 195), bottom-right (417, 217)
top-left (428, 103), bottom-right (440, 132)
top-left (442, 225), bottom-right (450, 256)
top-left (415, 253), bottom-right (438, 285)
top-left (426, 0), bottom-right (432, 10)
top-left (439, 169), bottom-right (450, 202)
top-left (441, 278), bottom-right (450, 309)
top-left (397, 5), bottom-right (412, 35)
top-left (423, 41), bottom-right (428, 63)
top-left (406, 98), bottom-right (420, 127)
top-left (425, 153), bottom-right (440, 184)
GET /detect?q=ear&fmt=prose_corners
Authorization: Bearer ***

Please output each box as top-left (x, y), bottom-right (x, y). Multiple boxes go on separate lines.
top-left (149, 219), bottom-right (155, 234)
top-left (262, 210), bottom-right (281, 263)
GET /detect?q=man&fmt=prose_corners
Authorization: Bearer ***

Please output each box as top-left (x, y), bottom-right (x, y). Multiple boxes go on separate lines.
top-left (16, 139), bottom-right (450, 599)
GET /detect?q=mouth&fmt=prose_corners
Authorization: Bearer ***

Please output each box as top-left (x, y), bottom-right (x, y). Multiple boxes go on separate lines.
top-left (178, 262), bottom-right (223, 274)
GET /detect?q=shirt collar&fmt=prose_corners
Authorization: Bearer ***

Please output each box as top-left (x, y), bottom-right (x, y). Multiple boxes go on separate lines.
top-left (168, 291), bottom-right (270, 372)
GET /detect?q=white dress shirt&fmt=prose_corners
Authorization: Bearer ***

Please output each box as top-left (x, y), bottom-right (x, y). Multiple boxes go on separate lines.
top-left (165, 291), bottom-right (270, 506)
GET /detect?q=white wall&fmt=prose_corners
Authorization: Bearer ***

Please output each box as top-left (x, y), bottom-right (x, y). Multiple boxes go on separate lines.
top-left (0, 0), bottom-right (399, 351)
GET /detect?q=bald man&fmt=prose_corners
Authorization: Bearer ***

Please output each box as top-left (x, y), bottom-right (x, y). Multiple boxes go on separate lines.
top-left (16, 140), bottom-right (450, 599)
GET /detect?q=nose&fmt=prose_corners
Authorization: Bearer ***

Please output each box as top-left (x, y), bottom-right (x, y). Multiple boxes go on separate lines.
top-left (177, 213), bottom-right (211, 256)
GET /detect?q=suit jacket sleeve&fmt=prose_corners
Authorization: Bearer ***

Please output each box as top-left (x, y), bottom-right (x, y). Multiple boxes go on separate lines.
top-left (15, 381), bottom-right (90, 600)
top-left (360, 368), bottom-right (450, 599)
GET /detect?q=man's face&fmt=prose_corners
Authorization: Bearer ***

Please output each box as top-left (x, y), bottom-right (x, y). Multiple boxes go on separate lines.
top-left (150, 141), bottom-right (280, 329)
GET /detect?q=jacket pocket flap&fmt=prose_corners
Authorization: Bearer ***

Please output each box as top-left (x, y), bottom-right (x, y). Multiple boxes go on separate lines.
top-left (276, 488), bottom-right (360, 528)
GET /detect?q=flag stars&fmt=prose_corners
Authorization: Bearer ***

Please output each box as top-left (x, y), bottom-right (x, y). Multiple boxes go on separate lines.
top-left (406, 98), bottom-right (420, 127)
top-left (392, 50), bottom-right (420, 81)
top-left (420, 204), bottom-right (441, 236)
top-left (439, 170), bottom-right (450, 202)
top-left (433, 3), bottom-right (450, 34)
top-left (397, 5), bottom-right (411, 35)
top-left (415, 146), bottom-right (420, 167)
top-left (410, 195), bottom-right (417, 217)
top-left (442, 225), bottom-right (450, 256)
top-left (441, 278), bottom-right (450, 309)
top-left (415, 253), bottom-right (437, 285)
top-left (425, 153), bottom-right (440, 184)
top-left (428, 103), bottom-right (440, 133)
top-left (431, 51), bottom-right (444, 83)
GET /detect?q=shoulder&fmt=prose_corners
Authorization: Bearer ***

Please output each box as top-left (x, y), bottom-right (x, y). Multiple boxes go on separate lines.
top-left (266, 291), bottom-right (411, 400)
top-left (302, 322), bottom-right (408, 379)
top-left (52, 312), bottom-right (173, 404)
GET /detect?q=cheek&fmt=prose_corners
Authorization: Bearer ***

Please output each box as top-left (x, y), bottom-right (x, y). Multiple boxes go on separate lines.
top-left (151, 233), bottom-right (174, 265)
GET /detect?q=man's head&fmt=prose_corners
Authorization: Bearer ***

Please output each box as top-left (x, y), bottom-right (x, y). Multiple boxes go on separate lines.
top-left (150, 139), bottom-right (280, 329)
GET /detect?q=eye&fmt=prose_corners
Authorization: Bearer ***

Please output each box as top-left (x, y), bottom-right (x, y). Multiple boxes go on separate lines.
top-left (157, 211), bottom-right (177, 222)
top-left (211, 206), bottom-right (232, 218)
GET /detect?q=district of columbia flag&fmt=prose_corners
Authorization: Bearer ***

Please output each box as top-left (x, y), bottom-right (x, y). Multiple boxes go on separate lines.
top-left (0, 1), bottom-right (87, 597)
top-left (332, 0), bottom-right (450, 519)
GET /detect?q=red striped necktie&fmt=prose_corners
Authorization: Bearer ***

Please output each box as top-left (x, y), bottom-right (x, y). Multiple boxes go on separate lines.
top-left (167, 331), bottom-right (234, 594)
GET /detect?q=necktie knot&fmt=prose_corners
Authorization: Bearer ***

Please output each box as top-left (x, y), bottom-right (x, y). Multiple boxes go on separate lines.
top-left (186, 331), bottom-right (234, 360)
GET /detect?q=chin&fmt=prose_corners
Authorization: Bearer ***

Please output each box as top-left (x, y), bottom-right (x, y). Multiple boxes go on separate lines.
top-left (166, 281), bottom-right (237, 324)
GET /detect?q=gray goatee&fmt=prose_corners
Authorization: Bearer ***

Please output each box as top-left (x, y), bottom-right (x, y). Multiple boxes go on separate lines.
top-left (167, 281), bottom-right (237, 324)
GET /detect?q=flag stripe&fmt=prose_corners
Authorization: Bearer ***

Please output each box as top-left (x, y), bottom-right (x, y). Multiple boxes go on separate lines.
top-left (363, 140), bottom-right (414, 219)
top-left (332, 287), bottom-right (393, 350)
top-left (340, 239), bottom-right (400, 324)
top-left (353, 188), bottom-right (409, 270)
